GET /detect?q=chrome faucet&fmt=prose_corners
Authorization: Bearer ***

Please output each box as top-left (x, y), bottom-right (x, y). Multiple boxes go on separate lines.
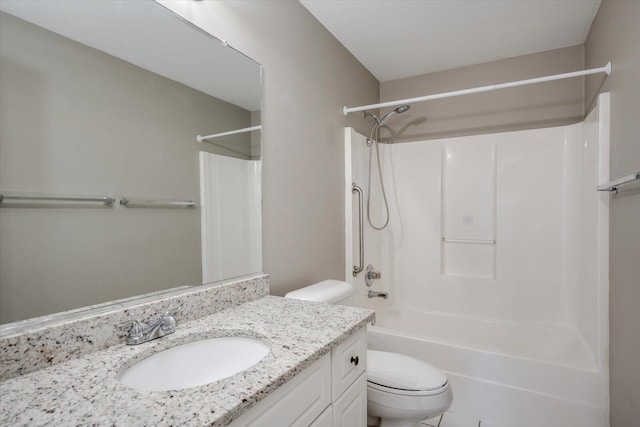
top-left (368, 290), bottom-right (388, 299)
top-left (119, 306), bottom-right (181, 345)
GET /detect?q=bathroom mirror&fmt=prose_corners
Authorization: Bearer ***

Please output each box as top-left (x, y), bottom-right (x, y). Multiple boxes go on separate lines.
top-left (0, 1), bottom-right (262, 325)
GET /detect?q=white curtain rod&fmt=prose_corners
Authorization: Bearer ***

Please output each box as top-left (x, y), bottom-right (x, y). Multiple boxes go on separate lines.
top-left (197, 125), bottom-right (262, 142)
top-left (343, 62), bottom-right (611, 115)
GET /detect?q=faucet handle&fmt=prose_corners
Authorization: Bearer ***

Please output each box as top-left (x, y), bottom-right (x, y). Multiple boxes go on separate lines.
top-left (117, 319), bottom-right (145, 337)
top-left (163, 303), bottom-right (182, 318)
top-left (365, 264), bottom-right (381, 287)
top-left (159, 304), bottom-right (181, 332)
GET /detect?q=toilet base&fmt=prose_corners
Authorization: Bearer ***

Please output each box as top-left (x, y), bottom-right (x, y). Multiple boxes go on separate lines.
top-left (378, 419), bottom-right (424, 427)
top-left (367, 414), bottom-right (422, 427)
top-left (367, 414), bottom-right (381, 426)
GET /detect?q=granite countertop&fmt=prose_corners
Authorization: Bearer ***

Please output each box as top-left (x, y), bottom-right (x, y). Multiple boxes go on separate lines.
top-left (0, 296), bottom-right (374, 426)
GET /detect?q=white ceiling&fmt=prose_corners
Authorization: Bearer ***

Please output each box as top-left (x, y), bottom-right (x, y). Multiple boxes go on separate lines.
top-left (300, 0), bottom-right (601, 82)
top-left (0, 0), bottom-right (261, 111)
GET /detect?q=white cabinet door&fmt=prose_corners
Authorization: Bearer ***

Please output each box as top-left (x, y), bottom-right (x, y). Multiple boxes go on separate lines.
top-left (332, 372), bottom-right (367, 427)
top-left (310, 406), bottom-right (333, 427)
top-left (229, 354), bottom-right (331, 427)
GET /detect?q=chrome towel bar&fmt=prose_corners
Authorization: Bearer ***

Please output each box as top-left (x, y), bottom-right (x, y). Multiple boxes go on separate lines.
top-left (0, 193), bottom-right (115, 205)
top-left (119, 197), bottom-right (195, 208)
top-left (597, 171), bottom-right (640, 193)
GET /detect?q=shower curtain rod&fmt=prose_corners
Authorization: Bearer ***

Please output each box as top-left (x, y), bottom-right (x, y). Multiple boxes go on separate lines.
top-left (197, 125), bottom-right (262, 143)
top-left (343, 62), bottom-right (611, 115)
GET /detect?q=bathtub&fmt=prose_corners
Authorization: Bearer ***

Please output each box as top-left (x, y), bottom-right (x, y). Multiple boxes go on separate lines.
top-left (362, 305), bottom-right (608, 427)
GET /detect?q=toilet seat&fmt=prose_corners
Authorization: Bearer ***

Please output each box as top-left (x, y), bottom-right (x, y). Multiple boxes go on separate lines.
top-left (367, 350), bottom-right (448, 395)
top-left (367, 380), bottom-right (449, 397)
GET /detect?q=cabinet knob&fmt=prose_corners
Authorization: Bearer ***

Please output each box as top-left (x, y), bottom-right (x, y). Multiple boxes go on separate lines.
top-left (350, 355), bottom-right (359, 366)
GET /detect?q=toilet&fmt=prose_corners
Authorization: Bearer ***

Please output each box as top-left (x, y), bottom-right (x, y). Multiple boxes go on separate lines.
top-left (285, 280), bottom-right (452, 427)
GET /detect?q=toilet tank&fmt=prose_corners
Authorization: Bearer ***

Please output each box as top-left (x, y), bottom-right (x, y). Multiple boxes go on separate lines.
top-left (284, 280), bottom-right (354, 305)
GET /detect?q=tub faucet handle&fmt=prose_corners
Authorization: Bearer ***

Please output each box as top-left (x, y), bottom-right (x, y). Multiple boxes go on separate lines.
top-left (365, 264), bottom-right (381, 287)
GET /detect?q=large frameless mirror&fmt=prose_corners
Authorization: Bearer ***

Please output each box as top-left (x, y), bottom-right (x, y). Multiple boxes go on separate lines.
top-left (0, 0), bottom-right (262, 326)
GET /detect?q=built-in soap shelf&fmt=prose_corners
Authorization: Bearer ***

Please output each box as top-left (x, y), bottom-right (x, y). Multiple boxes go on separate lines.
top-left (441, 141), bottom-right (497, 279)
top-left (442, 238), bottom-right (495, 245)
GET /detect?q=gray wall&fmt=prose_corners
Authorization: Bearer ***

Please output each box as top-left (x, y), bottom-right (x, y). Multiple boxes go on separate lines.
top-left (160, 1), bottom-right (379, 296)
top-left (585, 1), bottom-right (640, 425)
top-left (0, 12), bottom-right (253, 322)
top-left (379, 45), bottom-right (585, 142)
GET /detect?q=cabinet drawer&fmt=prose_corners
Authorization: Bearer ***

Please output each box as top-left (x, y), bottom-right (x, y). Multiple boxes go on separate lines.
top-left (331, 327), bottom-right (367, 399)
top-left (229, 353), bottom-right (331, 427)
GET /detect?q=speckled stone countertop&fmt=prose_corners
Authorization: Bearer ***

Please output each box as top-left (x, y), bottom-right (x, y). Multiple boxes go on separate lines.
top-left (0, 296), bottom-right (374, 426)
top-left (1, 274), bottom-right (269, 380)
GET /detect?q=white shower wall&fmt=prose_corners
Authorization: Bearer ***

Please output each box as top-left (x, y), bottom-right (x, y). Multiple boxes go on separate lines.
top-left (345, 95), bottom-right (609, 367)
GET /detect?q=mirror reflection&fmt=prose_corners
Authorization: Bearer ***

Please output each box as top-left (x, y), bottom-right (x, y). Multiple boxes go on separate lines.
top-left (0, 1), bottom-right (262, 324)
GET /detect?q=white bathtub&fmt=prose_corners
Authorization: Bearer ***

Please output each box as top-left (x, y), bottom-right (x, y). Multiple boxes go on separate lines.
top-left (363, 305), bottom-right (608, 427)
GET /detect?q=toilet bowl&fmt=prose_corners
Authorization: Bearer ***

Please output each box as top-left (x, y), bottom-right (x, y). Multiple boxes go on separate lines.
top-left (285, 280), bottom-right (452, 427)
top-left (367, 350), bottom-right (452, 427)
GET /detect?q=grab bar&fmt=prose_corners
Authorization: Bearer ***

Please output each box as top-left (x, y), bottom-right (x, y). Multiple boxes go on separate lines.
top-left (352, 183), bottom-right (364, 276)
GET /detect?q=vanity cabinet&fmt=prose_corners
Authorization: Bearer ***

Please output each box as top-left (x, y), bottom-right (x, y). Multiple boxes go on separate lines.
top-left (332, 372), bottom-right (367, 426)
top-left (230, 327), bottom-right (367, 427)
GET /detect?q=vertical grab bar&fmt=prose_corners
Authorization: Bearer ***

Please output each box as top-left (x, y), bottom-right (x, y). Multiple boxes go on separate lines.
top-left (352, 183), bottom-right (364, 276)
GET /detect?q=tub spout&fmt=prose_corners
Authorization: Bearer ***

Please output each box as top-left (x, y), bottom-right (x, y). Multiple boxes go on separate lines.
top-left (368, 290), bottom-right (388, 299)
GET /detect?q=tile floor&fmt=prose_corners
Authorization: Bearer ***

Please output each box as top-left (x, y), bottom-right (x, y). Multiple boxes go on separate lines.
top-left (423, 411), bottom-right (500, 427)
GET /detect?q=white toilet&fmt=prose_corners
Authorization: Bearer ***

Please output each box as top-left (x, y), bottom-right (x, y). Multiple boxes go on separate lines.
top-left (285, 280), bottom-right (452, 427)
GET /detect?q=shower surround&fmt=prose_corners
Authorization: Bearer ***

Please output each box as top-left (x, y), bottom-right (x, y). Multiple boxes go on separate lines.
top-left (344, 94), bottom-right (610, 426)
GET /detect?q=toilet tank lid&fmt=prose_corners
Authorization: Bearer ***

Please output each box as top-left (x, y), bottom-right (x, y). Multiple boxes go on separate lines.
top-left (367, 350), bottom-right (448, 392)
top-left (284, 280), bottom-right (353, 304)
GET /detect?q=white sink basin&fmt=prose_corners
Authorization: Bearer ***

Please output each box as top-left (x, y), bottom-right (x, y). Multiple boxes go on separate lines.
top-left (119, 336), bottom-right (270, 391)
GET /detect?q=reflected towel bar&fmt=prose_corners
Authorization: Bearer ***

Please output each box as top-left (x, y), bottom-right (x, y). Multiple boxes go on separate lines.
top-left (119, 197), bottom-right (195, 208)
top-left (596, 171), bottom-right (640, 193)
top-left (0, 193), bottom-right (115, 205)
top-left (442, 237), bottom-right (496, 245)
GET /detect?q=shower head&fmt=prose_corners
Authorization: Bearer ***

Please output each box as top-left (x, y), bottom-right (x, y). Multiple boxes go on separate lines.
top-left (378, 105), bottom-right (411, 126)
top-left (363, 105), bottom-right (411, 128)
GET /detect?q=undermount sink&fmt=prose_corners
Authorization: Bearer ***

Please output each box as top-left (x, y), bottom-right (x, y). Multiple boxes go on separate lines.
top-left (119, 336), bottom-right (270, 392)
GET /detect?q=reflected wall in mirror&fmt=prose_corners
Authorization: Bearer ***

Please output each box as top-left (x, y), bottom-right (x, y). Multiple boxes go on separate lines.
top-left (0, 1), bottom-right (262, 324)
